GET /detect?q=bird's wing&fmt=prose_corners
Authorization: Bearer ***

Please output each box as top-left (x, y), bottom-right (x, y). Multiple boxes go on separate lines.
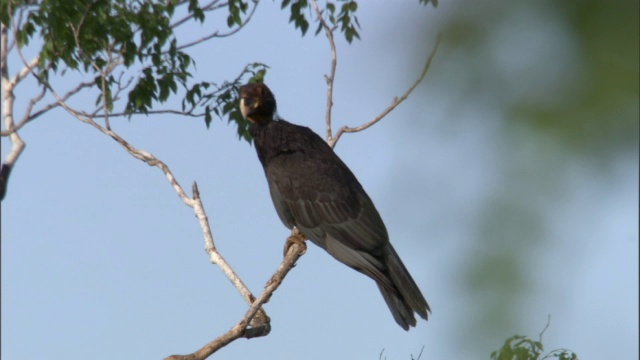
top-left (265, 150), bottom-right (397, 290)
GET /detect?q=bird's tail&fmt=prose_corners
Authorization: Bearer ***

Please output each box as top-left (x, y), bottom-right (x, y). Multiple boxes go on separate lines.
top-left (377, 244), bottom-right (430, 330)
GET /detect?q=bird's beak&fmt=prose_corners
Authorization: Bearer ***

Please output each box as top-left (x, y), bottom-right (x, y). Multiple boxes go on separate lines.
top-left (240, 96), bottom-right (262, 123)
top-left (240, 97), bottom-right (251, 121)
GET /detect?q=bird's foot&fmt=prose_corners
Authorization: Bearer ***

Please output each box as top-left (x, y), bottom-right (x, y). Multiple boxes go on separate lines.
top-left (283, 228), bottom-right (307, 257)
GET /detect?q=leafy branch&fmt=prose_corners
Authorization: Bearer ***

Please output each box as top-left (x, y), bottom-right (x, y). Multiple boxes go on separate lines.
top-left (491, 316), bottom-right (579, 360)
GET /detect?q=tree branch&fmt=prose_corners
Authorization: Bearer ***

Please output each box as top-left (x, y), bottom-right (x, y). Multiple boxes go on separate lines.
top-left (1, 17), bottom-right (31, 200)
top-left (191, 182), bottom-right (268, 315)
top-left (176, 0), bottom-right (260, 51)
top-left (165, 232), bottom-right (306, 360)
top-left (327, 34), bottom-right (441, 149)
top-left (311, 0), bottom-right (337, 143)
top-left (1, 80), bottom-right (95, 136)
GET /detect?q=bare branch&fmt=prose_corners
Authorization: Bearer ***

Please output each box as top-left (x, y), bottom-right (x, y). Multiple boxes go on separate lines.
top-left (1, 80), bottom-right (97, 136)
top-left (191, 182), bottom-right (266, 312)
top-left (2, 59), bottom-right (53, 136)
top-left (328, 34), bottom-right (441, 149)
top-left (110, 71), bottom-right (134, 104)
top-left (412, 345), bottom-right (425, 360)
top-left (8, 55), bottom-right (39, 89)
top-left (538, 315), bottom-right (551, 343)
top-left (311, 0), bottom-right (337, 143)
top-left (29, 80), bottom-right (93, 117)
top-left (165, 235), bottom-right (306, 360)
top-left (90, 108), bottom-right (205, 119)
top-left (1, 86), bottom-right (46, 135)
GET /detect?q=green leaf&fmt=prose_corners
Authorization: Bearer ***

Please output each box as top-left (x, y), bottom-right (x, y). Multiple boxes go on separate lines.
top-left (204, 106), bottom-right (212, 128)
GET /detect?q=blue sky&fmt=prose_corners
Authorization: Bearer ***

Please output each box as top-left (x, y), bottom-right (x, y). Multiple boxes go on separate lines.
top-left (2, 1), bottom-right (638, 359)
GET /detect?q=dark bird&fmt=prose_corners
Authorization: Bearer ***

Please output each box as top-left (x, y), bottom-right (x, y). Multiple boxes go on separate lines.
top-left (239, 83), bottom-right (430, 330)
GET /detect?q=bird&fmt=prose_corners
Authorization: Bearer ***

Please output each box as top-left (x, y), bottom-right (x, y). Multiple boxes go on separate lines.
top-left (239, 82), bottom-right (430, 330)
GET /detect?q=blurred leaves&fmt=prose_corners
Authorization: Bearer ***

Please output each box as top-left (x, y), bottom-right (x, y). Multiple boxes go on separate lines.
top-left (442, 0), bottom-right (638, 158)
top-left (512, 1), bottom-right (639, 157)
top-left (423, 0), bottom-right (638, 357)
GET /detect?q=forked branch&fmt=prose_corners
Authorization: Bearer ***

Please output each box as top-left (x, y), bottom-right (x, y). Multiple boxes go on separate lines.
top-left (311, 0), bottom-right (441, 149)
top-left (165, 235), bottom-right (306, 360)
top-left (329, 35), bottom-right (440, 148)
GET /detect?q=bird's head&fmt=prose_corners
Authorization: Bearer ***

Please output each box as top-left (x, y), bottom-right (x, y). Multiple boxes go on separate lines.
top-left (239, 83), bottom-right (277, 125)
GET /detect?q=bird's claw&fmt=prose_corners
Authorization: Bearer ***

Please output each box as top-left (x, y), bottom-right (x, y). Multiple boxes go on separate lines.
top-left (284, 228), bottom-right (307, 257)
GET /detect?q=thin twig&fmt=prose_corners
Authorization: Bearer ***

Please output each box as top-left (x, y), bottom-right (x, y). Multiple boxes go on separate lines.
top-left (170, 0), bottom-right (225, 29)
top-left (328, 34), bottom-right (441, 148)
top-left (8, 57), bottom-right (39, 89)
top-left (176, 0), bottom-right (260, 51)
top-left (412, 345), bottom-right (425, 360)
top-left (14, 85), bottom-right (46, 128)
top-left (539, 314), bottom-right (551, 343)
top-left (311, 0), bottom-right (337, 143)
top-left (90, 108), bottom-right (206, 119)
top-left (1, 80), bottom-right (95, 136)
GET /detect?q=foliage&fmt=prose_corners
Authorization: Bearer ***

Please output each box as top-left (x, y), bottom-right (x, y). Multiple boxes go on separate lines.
top-left (0, 0), bottom-right (264, 141)
top-left (1, 0), bottom-right (436, 140)
top-left (491, 328), bottom-right (578, 360)
top-left (281, 0), bottom-right (437, 44)
top-left (183, 63), bottom-right (268, 142)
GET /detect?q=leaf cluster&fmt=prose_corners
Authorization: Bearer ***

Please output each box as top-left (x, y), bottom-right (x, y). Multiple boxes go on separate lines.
top-left (182, 62), bottom-right (268, 142)
top-left (4, 0), bottom-right (203, 115)
top-left (227, 0), bottom-right (249, 28)
top-left (282, 0), bottom-right (362, 43)
top-left (491, 335), bottom-right (578, 360)
top-left (279, 0), bottom-right (437, 44)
